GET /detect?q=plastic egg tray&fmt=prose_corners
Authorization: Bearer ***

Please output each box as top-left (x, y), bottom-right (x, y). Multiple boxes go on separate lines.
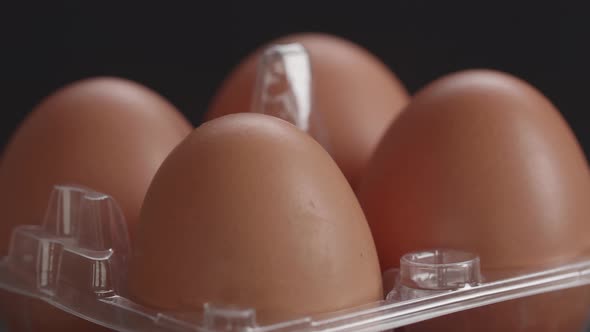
top-left (0, 184), bottom-right (588, 331)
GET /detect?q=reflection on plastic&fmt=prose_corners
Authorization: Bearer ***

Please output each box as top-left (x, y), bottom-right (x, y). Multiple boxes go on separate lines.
top-left (203, 304), bottom-right (256, 332)
top-left (388, 249), bottom-right (481, 301)
top-left (0, 185), bottom-right (589, 331)
top-left (251, 42), bottom-right (332, 155)
top-left (5, 185), bottom-right (130, 299)
top-left (41, 185), bottom-right (89, 237)
top-left (252, 43), bottom-right (312, 131)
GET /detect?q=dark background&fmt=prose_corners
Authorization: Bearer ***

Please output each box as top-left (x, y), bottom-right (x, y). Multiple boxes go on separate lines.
top-left (0, 3), bottom-right (588, 331)
top-left (1, 2), bottom-right (587, 159)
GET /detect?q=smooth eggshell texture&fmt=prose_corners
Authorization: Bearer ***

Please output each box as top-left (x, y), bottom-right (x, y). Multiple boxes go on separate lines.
top-left (0, 77), bottom-right (192, 332)
top-left (0, 77), bottom-right (192, 252)
top-left (129, 113), bottom-right (382, 324)
top-left (359, 69), bottom-right (590, 272)
top-left (207, 33), bottom-right (409, 190)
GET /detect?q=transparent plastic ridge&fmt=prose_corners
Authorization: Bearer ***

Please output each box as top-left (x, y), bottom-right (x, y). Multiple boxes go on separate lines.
top-left (1, 42), bottom-right (589, 331)
top-left (0, 184), bottom-right (589, 332)
top-left (251, 43), bottom-right (312, 131)
top-left (251, 42), bottom-right (332, 155)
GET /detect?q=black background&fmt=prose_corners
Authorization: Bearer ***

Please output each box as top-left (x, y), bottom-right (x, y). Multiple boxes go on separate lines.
top-left (1, 2), bottom-right (587, 158)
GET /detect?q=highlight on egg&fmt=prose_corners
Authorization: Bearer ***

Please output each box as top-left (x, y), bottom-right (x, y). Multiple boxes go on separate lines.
top-left (129, 113), bottom-right (383, 324)
top-left (359, 69), bottom-right (590, 272)
top-left (0, 76), bottom-right (192, 331)
top-left (0, 43), bottom-right (586, 331)
top-left (358, 69), bottom-right (590, 331)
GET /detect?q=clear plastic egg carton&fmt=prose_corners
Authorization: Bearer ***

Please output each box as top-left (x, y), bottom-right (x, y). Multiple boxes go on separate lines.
top-left (0, 185), bottom-right (589, 332)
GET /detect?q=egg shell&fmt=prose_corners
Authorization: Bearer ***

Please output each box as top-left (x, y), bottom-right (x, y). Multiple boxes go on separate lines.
top-left (129, 113), bottom-right (383, 324)
top-left (0, 77), bottom-right (192, 331)
top-left (358, 69), bottom-right (590, 272)
top-left (0, 77), bottom-right (192, 251)
top-left (207, 33), bottom-right (409, 190)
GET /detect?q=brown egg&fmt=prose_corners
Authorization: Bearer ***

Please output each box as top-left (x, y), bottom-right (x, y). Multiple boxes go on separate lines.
top-left (358, 70), bottom-right (590, 331)
top-left (0, 77), bottom-right (192, 251)
top-left (129, 113), bottom-right (382, 325)
top-left (0, 77), bottom-right (192, 331)
top-left (207, 33), bottom-right (409, 190)
top-left (359, 69), bottom-right (590, 271)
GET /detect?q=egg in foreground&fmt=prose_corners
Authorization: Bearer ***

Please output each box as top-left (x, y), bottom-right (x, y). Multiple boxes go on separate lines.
top-left (129, 113), bottom-right (383, 324)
